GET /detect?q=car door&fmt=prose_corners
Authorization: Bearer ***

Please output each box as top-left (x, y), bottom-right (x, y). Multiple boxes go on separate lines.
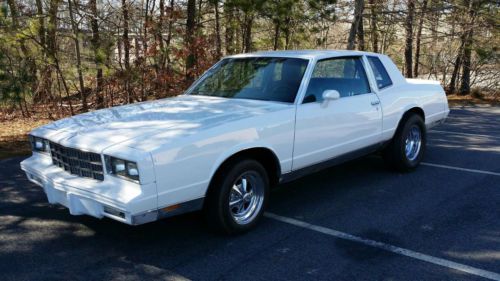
top-left (292, 56), bottom-right (383, 170)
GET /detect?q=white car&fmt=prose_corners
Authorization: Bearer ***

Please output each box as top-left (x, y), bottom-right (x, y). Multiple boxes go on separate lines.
top-left (21, 50), bottom-right (449, 233)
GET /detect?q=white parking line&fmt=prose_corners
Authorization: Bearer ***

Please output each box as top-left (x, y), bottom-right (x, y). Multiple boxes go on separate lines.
top-left (265, 212), bottom-right (500, 281)
top-left (421, 162), bottom-right (500, 177)
top-left (429, 130), bottom-right (500, 140)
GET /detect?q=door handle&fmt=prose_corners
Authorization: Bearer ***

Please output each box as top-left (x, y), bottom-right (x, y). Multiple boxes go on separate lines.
top-left (371, 100), bottom-right (380, 106)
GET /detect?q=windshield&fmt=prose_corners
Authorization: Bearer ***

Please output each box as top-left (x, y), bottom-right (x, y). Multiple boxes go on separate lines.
top-left (188, 57), bottom-right (309, 103)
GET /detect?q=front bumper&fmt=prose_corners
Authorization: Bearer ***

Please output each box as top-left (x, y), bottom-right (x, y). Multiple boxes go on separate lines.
top-left (21, 153), bottom-right (159, 225)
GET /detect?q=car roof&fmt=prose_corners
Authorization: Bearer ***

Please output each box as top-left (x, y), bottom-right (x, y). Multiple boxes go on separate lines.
top-left (226, 50), bottom-right (382, 60)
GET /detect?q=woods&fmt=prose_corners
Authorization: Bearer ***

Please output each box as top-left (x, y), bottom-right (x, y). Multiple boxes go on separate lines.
top-left (0, 0), bottom-right (498, 118)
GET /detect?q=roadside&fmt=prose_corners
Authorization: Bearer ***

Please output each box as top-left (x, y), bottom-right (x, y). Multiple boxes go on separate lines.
top-left (0, 117), bottom-right (50, 159)
top-left (447, 94), bottom-right (500, 106)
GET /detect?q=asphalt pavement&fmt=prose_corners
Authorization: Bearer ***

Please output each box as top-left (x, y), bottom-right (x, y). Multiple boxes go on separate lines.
top-left (0, 105), bottom-right (499, 281)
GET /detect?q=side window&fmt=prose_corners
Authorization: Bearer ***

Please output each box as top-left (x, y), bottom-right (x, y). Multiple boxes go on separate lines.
top-left (303, 57), bottom-right (371, 103)
top-left (367, 56), bottom-right (393, 89)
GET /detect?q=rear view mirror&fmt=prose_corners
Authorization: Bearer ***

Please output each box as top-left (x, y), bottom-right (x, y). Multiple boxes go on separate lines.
top-left (322, 90), bottom-right (340, 101)
top-left (321, 90), bottom-right (340, 107)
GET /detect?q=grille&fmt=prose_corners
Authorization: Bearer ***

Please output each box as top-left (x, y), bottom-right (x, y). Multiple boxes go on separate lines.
top-left (49, 142), bottom-right (104, 181)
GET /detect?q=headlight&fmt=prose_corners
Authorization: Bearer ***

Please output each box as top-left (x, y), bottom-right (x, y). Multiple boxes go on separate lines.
top-left (105, 156), bottom-right (140, 182)
top-left (29, 135), bottom-right (50, 154)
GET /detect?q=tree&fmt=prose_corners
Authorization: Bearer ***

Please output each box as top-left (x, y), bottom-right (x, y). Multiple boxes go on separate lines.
top-left (368, 0), bottom-right (379, 52)
top-left (413, 0), bottom-right (428, 77)
top-left (67, 0), bottom-right (88, 111)
top-left (1, 0), bottom-right (498, 118)
top-left (185, 0), bottom-right (196, 81)
top-left (347, 0), bottom-right (364, 50)
top-left (459, 0), bottom-right (479, 95)
top-left (88, 0), bottom-right (104, 108)
top-left (122, 0), bottom-right (132, 103)
top-left (404, 0), bottom-right (415, 78)
top-left (212, 0), bottom-right (222, 58)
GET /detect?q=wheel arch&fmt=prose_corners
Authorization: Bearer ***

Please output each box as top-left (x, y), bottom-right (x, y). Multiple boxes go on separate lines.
top-left (395, 106), bottom-right (426, 135)
top-left (205, 147), bottom-right (282, 198)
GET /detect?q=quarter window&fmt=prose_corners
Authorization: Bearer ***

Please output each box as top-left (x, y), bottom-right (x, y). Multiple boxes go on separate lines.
top-left (367, 56), bottom-right (393, 89)
top-left (303, 57), bottom-right (371, 103)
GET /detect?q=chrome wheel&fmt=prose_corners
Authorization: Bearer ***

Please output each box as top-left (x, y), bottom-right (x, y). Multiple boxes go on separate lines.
top-left (405, 125), bottom-right (422, 161)
top-left (229, 171), bottom-right (264, 225)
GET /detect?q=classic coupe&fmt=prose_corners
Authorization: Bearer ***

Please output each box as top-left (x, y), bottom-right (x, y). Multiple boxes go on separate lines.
top-left (21, 50), bottom-right (449, 233)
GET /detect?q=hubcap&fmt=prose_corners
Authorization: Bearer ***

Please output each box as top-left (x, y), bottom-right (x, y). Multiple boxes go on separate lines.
top-left (229, 171), bottom-right (264, 225)
top-left (405, 125), bottom-right (422, 161)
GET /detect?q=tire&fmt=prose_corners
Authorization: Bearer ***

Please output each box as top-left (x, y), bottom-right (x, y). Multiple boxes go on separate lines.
top-left (383, 114), bottom-right (426, 172)
top-left (204, 159), bottom-right (269, 234)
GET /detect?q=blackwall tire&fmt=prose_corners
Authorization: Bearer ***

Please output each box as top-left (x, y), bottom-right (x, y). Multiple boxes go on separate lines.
top-left (205, 159), bottom-right (269, 234)
top-left (383, 114), bottom-right (426, 172)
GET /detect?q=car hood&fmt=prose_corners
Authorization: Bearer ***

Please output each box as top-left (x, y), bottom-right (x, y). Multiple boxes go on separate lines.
top-left (32, 95), bottom-right (289, 152)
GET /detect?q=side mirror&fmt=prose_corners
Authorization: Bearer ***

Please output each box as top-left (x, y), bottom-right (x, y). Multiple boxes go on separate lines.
top-left (321, 90), bottom-right (340, 107)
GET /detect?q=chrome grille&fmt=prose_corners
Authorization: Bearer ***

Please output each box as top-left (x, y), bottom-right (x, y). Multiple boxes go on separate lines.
top-left (49, 142), bottom-right (104, 181)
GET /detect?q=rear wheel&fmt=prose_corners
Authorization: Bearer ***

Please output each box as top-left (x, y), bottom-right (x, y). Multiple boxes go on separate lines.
top-left (383, 114), bottom-right (426, 172)
top-left (205, 159), bottom-right (269, 234)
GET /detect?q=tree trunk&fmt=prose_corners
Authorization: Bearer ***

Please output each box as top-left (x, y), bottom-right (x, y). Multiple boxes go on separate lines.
top-left (429, 0), bottom-right (439, 79)
top-left (459, 0), bottom-right (477, 96)
top-left (122, 0), bottom-right (132, 103)
top-left (225, 4), bottom-right (235, 54)
top-left (273, 20), bottom-right (281, 50)
top-left (44, 0), bottom-right (61, 102)
top-left (68, 0), bottom-right (88, 112)
top-left (448, 37), bottom-right (465, 94)
top-left (157, 0), bottom-right (165, 69)
top-left (243, 16), bottom-right (253, 53)
top-left (165, 0), bottom-right (175, 71)
top-left (404, 0), bottom-right (415, 78)
top-left (185, 0), bottom-right (197, 81)
top-left (413, 0), bottom-right (428, 77)
top-left (142, 0), bottom-right (150, 59)
top-left (34, 0), bottom-right (55, 103)
top-left (213, 0), bottom-right (222, 59)
top-left (47, 0), bottom-right (59, 69)
top-left (89, 0), bottom-right (103, 108)
top-left (357, 14), bottom-right (365, 51)
top-left (347, 0), bottom-right (364, 50)
top-left (369, 0), bottom-right (378, 52)
top-left (35, 0), bottom-right (46, 49)
top-left (283, 16), bottom-right (292, 50)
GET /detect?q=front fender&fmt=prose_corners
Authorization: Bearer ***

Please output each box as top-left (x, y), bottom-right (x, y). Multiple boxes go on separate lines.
top-left (208, 142), bottom-right (281, 181)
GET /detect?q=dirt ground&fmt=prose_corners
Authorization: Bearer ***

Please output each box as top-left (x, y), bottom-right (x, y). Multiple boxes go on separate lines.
top-left (0, 118), bottom-right (50, 159)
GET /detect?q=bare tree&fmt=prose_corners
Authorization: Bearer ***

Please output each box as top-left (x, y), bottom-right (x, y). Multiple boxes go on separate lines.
top-left (213, 0), bottom-right (223, 58)
top-left (88, 0), bottom-right (103, 108)
top-left (67, 0), bottom-right (88, 111)
top-left (413, 0), bottom-right (428, 77)
top-left (185, 0), bottom-right (197, 81)
top-left (122, 0), bottom-right (132, 103)
top-left (404, 0), bottom-right (415, 78)
top-left (369, 0), bottom-right (378, 53)
top-left (165, 0), bottom-right (175, 71)
top-left (459, 0), bottom-right (478, 95)
top-left (347, 0), bottom-right (364, 50)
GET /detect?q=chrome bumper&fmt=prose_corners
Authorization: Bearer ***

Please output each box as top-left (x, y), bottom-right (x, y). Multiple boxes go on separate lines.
top-left (21, 154), bottom-right (203, 225)
top-left (20, 154), bottom-right (158, 225)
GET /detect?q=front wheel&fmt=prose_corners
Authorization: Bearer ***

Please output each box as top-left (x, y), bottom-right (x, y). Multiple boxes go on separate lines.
top-left (383, 114), bottom-right (426, 172)
top-left (205, 159), bottom-right (269, 234)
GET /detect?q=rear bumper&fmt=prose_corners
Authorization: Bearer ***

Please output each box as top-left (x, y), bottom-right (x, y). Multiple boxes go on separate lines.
top-left (20, 154), bottom-right (159, 225)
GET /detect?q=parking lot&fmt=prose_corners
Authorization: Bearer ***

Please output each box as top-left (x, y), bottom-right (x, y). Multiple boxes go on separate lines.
top-left (1, 106), bottom-right (499, 281)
